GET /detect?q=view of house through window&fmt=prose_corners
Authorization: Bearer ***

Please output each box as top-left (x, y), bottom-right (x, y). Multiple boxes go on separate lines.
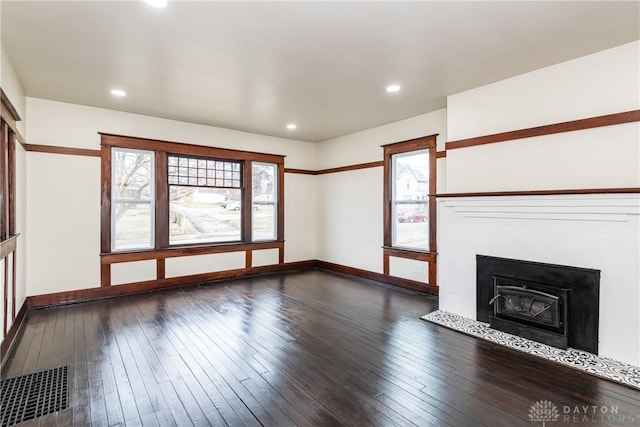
top-left (112, 148), bottom-right (155, 251)
top-left (107, 139), bottom-right (282, 253)
top-left (391, 150), bottom-right (430, 249)
top-left (252, 162), bottom-right (277, 241)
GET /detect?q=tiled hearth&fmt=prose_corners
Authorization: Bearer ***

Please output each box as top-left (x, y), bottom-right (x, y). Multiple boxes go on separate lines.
top-left (422, 310), bottom-right (640, 390)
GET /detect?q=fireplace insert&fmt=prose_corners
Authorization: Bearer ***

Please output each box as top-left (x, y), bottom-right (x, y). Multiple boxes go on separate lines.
top-left (488, 276), bottom-right (570, 349)
top-left (492, 284), bottom-right (563, 330)
top-left (477, 255), bottom-right (600, 354)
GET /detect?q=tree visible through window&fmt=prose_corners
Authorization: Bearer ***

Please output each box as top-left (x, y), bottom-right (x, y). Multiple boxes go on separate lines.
top-left (103, 135), bottom-right (283, 253)
top-left (112, 148), bottom-right (154, 250)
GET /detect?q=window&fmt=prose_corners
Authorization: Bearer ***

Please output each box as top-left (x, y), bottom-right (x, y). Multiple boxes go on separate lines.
top-left (0, 118), bottom-right (16, 242)
top-left (252, 162), bottom-right (277, 241)
top-left (383, 135), bottom-right (437, 253)
top-left (101, 134), bottom-right (284, 255)
top-left (112, 148), bottom-right (155, 251)
top-left (168, 155), bottom-right (242, 245)
top-left (382, 134), bottom-right (438, 286)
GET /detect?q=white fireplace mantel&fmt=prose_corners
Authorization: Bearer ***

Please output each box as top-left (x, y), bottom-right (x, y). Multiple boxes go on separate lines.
top-left (437, 193), bottom-right (640, 366)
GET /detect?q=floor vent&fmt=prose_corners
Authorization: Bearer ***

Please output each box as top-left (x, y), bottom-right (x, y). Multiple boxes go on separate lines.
top-left (1, 366), bottom-right (69, 427)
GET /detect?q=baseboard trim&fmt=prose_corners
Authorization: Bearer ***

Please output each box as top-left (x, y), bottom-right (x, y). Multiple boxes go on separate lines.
top-left (315, 260), bottom-right (439, 295)
top-left (1, 300), bottom-right (28, 367)
top-left (28, 260), bottom-right (316, 309)
top-left (25, 258), bottom-right (438, 310)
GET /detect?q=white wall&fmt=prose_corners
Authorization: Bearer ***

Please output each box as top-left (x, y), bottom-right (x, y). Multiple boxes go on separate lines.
top-left (1, 46), bottom-right (26, 135)
top-left (446, 40), bottom-right (640, 193)
top-left (315, 109), bottom-right (447, 278)
top-left (0, 46), bottom-right (27, 332)
top-left (25, 98), bottom-right (317, 295)
top-left (439, 41), bottom-right (640, 365)
top-left (284, 173), bottom-right (316, 263)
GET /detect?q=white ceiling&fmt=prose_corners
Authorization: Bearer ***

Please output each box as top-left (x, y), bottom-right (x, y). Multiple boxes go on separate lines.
top-left (2, 1), bottom-right (639, 142)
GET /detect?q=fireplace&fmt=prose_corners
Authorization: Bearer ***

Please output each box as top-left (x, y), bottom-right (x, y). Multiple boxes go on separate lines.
top-left (477, 255), bottom-right (600, 354)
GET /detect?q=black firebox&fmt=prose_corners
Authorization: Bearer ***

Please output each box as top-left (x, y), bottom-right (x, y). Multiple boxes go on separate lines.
top-left (477, 255), bottom-right (600, 354)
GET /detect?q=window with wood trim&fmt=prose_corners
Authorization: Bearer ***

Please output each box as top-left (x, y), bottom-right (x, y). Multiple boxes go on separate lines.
top-left (112, 148), bottom-right (155, 250)
top-left (101, 134), bottom-right (284, 254)
top-left (168, 155), bottom-right (242, 245)
top-left (0, 118), bottom-right (16, 242)
top-left (383, 135), bottom-right (437, 253)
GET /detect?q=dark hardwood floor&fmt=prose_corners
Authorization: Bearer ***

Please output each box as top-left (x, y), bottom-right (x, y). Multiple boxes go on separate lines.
top-left (2, 269), bottom-right (639, 426)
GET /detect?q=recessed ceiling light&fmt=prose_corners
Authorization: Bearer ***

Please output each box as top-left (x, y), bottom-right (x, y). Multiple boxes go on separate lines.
top-left (110, 89), bottom-right (127, 97)
top-left (286, 123), bottom-right (297, 130)
top-left (386, 84), bottom-right (401, 93)
top-left (145, 0), bottom-right (167, 8)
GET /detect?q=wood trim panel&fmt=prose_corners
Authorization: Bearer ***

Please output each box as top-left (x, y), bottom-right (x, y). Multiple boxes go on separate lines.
top-left (100, 145), bottom-right (111, 253)
top-left (100, 133), bottom-right (285, 164)
top-left (436, 150), bottom-right (446, 159)
top-left (11, 251), bottom-right (16, 320)
top-left (156, 258), bottom-right (166, 280)
top-left (0, 88), bottom-right (21, 122)
top-left (3, 257), bottom-right (7, 336)
top-left (100, 264), bottom-right (111, 288)
top-left (383, 152), bottom-right (391, 247)
top-left (28, 260), bottom-right (316, 309)
top-left (381, 134), bottom-right (439, 153)
top-left (285, 161), bottom-right (383, 176)
top-left (245, 250), bottom-right (252, 268)
top-left (437, 187), bottom-right (640, 198)
top-left (284, 168), bottom-right (317, 175)
top-left (446, 110), bottom-right (640, 150)
top-left (383, 247), bottom-right (436, 262)
top-left (315, 260), bottom-right (439, 296)
top-left (383, 247), bottom-right (437, 287)
top-left (428, 261), bottom-right (437, 288)
top-left (242, 161), bottom-right (253, 242)
top-left (8, 132), bottom-right (16, 236)
top-left (0, 234), bottom-right (18, 260)
top-left (0, 299), bottom-right (27, 365)
top-left (155, 152), bottom-right (169, 249)
top-left (24, 143), bottom-right (101, 157)
top-left (277, 162), bottom-right (285, 242)
top-left (316, 161), bottom-right (383, 175)
top-left (24, 258), bottom-right (442, 310)
top-left (101, 240), bottom-right (284, 264)
top-left (1, 122), bottom-right (7, 241)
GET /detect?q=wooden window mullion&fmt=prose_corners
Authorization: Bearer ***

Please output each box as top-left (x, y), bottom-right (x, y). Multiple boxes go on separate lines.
top-left (1, 121), bottom-right (9, 241)
top-left (242, 161), bottom-right (252, 242)
top-left (100, 145), bottom-right (112, 254)
top-left (156, 151), bottom-right (169, 249)
top-left (277, 162), bottom-right (285, 242)
top-left (8, 130), bottom-right (16, 236)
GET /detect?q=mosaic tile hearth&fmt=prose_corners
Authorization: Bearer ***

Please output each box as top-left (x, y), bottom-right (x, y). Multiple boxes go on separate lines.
top-left (421, 310), bottom-right (640, 390)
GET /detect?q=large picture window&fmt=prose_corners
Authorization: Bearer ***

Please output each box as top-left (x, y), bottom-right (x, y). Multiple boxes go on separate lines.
top-left (168, 155), bottom-right (242, 245)
top-left (101, 134), bottom-right (284, 257)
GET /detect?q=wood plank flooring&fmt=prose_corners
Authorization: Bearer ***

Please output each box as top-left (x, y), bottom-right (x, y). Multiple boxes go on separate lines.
top-left (2, 269), bottom-right (639, 426)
